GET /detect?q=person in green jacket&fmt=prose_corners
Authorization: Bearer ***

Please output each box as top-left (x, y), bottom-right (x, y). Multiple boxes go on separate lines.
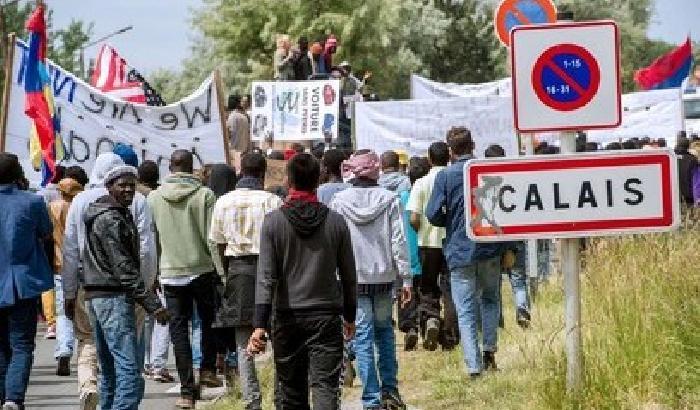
top-left (146, 150), bottom-right (220, 409)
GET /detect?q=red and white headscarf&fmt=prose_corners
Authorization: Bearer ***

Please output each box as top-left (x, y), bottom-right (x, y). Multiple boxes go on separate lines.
top-left (341, 151), bottom-right (380, 181)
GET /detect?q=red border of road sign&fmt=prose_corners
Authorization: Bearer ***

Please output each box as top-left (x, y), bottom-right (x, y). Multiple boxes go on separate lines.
top-left (531, 43), bottom-right (601, 111)
top-left (510, 20), bottom-right (622, 133)
top-left (467, 152), bottom-right (675, 239)
top-left (495, 0), bottom-right (557, 47)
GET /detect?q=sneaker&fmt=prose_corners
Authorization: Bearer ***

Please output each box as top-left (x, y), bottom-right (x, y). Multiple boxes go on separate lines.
top-left (175, 397), bottom-right (195, 409)
top-left (2, 402), bottom-right (21, 410)
top-left (381, 390), bottom-right (407, 410)
top-left (152, 369), bottom-right (175, 383)
top-left (199, 370), bottom-right (223, 388)
top-left (404, 328), bottom-right (418, 351)
top-left (78, 391), bottom-right (99, 410)
top-left (483, 351), bottom-right (498, 371)
top-left (45, 325), bottom-right (56, 339)
top-left (56, 356), bottom-right (71, 376)
top-left (516, 307), bottom-right (531, 329)
top-left (423, 318), bottom-right (439, 351)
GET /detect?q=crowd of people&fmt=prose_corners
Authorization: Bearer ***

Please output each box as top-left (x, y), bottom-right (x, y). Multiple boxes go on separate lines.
top-left (2, 122), bottom-right (695, 410)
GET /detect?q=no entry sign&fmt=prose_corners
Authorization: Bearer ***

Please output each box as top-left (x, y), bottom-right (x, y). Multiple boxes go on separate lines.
top-left (464, 150), bottom-right (679, 241)
top-left (511, 21), bottom-right (621, 132)
top-left (494, 0), bottom-right (557, 47)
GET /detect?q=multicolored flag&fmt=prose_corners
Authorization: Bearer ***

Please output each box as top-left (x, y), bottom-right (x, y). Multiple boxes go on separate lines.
top-left (634, 38), bottom-right (693, 90)
top-left (23, 5), bottom-right (64, 186)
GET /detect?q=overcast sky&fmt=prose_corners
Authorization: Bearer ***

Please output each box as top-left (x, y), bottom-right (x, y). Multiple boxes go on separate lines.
top-left (42, 0), bottom-right (700, 75)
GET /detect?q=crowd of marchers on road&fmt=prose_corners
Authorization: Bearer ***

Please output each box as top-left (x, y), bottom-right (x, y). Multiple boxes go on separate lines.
top-left (2, 122), bottom-right (697, 410)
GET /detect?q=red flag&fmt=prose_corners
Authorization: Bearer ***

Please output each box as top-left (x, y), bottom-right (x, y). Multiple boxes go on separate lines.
top-left (634, 38), bottom-right (693, 90)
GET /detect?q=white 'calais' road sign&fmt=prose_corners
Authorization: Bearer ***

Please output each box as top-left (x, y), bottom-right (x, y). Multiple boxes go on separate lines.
top-left (465, 150), bottom-right (679, 241)
top-left (511, 21), bottom-right (622, 133)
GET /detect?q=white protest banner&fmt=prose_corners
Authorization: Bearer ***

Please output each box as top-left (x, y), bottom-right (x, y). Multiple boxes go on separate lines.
top-left (5, 39), bottom-right (226, 185)
top-left (410, 74), bottom-right (512, 99)
top-left (250, 80), bottom-right (340, 141)
top-left (354, 96), bottom-right (518, 157)
top-left (587, 88), bottom-right (682, 146)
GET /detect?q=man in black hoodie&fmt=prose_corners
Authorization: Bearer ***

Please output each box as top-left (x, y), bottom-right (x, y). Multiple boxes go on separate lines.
top-left (248, 153), bottom-right (357, 410)
top-left (83, 166), bottom-right (168, 410)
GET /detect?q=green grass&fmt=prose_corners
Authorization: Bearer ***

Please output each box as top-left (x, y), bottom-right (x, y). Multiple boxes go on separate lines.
top-left (210, 219), bottom-right (700, 409)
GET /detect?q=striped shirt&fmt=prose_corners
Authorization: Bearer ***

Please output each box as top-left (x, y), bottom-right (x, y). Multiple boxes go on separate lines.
top-left (209, 189), bottom-right (283, 257)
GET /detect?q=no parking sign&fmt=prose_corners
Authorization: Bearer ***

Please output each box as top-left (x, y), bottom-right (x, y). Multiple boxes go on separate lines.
top-left (511, 21), bottom-right (621, 133)
top-left (494, 0), bottom-right (557, 47)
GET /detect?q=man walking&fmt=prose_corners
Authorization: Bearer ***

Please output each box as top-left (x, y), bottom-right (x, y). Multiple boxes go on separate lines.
top-left (83, 166), bottom-right (169, 410)
top-left (406, 142), bottom-right (459, 351)
top-left (330, 150), bottom-right (411, 410)
top-left (377, 150), bottom-right (411, 193)
top-left (248, 153), bottom-right (357, 409)
top-left (64, 152), bottom-right (157, 410)
top-left (0, 153), bottom-right (54, 410)
top-left (209, 152), bottom-right (282, 409)
top-left (426, 127), bottom-right (509, 377)
top-left (147, 150), bottom-right (220, 409)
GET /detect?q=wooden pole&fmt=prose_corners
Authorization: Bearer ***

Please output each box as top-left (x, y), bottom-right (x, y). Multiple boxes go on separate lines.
top-left (213, 69), bottom-right (231, 165)
top-left (0, 33), bottom-right (16, 153)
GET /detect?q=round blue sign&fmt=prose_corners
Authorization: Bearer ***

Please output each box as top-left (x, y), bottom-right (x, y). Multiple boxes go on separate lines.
top-left (532, 44), bottom-right (601, 111)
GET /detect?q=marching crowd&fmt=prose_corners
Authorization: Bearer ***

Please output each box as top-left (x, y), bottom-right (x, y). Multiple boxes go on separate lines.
top-left (3, 123), bottom-right (695, 410)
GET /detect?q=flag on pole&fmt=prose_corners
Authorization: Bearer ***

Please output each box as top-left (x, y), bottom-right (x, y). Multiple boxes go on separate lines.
top-left (23, 5), bottom-right (64, 186)
top-left (634, 38), bottom-right (693, 90)
top-left (91, 44), bottom-right (166, 106)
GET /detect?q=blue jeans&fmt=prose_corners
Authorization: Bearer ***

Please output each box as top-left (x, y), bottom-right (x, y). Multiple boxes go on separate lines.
top-left (451, 257), bottom-right (501, 374)
top-left (87, 295), bottom-right (144, 410)
top-left (355, 290), bottom-right (398, 408)
top-left (144, 290), bottom-right (169, 372)
top-left (0, 298), bottom-right (38, 406)
top-left (191, 304), bottom-right (202, 369)
top-left (507, 268), bottom-right (530, 312)
top-left (53, 276), bottom-right (75, 359)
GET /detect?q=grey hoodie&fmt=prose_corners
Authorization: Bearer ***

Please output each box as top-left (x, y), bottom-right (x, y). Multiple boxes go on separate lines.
top-left (378, 171), bottom-right (411, 193)
top-left (330, 187), bottom-right (411, 286)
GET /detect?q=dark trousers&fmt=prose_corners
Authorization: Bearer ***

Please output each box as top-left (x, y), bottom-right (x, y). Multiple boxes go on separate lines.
top-left (0, 298), bottom-right (38, 406)
top-left (419, 247), bottom-right (460, 348)
top-left (397, 277), bottom-right (419, 333)
top-left (164, 272), bottom-right (218, 399)
top-left (273, 313), bottom-right (343, 410)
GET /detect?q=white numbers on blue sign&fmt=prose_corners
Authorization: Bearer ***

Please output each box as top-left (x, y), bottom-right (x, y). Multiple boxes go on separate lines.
top-left (546, 84), bottom-right (571, 95)
top-left (562, 59), bottom-right (582, 69)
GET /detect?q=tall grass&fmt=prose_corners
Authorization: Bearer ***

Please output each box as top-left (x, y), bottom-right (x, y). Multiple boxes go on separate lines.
top-left (541, 219), bottom-right (700, 409)
top-left (209, 221), bottom-right (700, 409)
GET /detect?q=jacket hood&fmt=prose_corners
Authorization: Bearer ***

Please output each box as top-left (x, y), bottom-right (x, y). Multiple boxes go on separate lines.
top-left (378, 172), bottom-right (409, 192)
top-left (332, 187), bottom-right (396, 225)
top-left (85, 195), bottom-right (125, 226)
top-left (89, 153), bottom-right (124, 188)
top-left (281, 201), bottom-right (329, 238)
top-left (159, 173), bottom-right (203, 203)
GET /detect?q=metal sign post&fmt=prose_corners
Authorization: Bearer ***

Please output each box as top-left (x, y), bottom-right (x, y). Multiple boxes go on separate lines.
top-left (559, 131), bottom-right (583, 391)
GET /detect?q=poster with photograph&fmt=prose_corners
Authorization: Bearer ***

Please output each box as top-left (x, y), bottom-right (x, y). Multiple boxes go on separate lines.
top-left (251, 80), bottom-right (340, 141)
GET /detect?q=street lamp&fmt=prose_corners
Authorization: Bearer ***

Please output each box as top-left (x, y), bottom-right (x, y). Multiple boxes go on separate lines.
top-left (78, 25), bottom-right (133, 79)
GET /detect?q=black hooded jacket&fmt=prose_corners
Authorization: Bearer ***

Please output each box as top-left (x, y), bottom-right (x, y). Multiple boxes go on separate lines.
top-left (254, 201), bottom-right (357, 328)
top-left (83, 195), bottom-right (162, 313)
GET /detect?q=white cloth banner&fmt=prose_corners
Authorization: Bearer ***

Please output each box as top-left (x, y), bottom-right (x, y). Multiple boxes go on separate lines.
top-left (354, 96), bottom-right (518, 157)
top-left (251, 80), bottom-right (340, 141)
top-left (587, 88), bottom-right (683, 146)
top-left (410, 74), bottom-right (512, 99)
top-left (411, 75), bottom-right (683, 146)
top-left (6, 39), bottom-right (225, 185)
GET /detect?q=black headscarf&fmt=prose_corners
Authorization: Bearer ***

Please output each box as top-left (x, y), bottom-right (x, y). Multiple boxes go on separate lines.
top-left (207, 163), bottom-right (237, 198)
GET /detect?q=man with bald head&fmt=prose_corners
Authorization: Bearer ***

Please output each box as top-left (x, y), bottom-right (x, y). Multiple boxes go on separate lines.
top-left (147, 150), bottom-right (220, 409)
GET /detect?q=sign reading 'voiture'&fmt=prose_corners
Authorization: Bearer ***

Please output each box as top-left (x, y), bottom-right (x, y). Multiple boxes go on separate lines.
top-left (464, 150), bottom-right (680, 241)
